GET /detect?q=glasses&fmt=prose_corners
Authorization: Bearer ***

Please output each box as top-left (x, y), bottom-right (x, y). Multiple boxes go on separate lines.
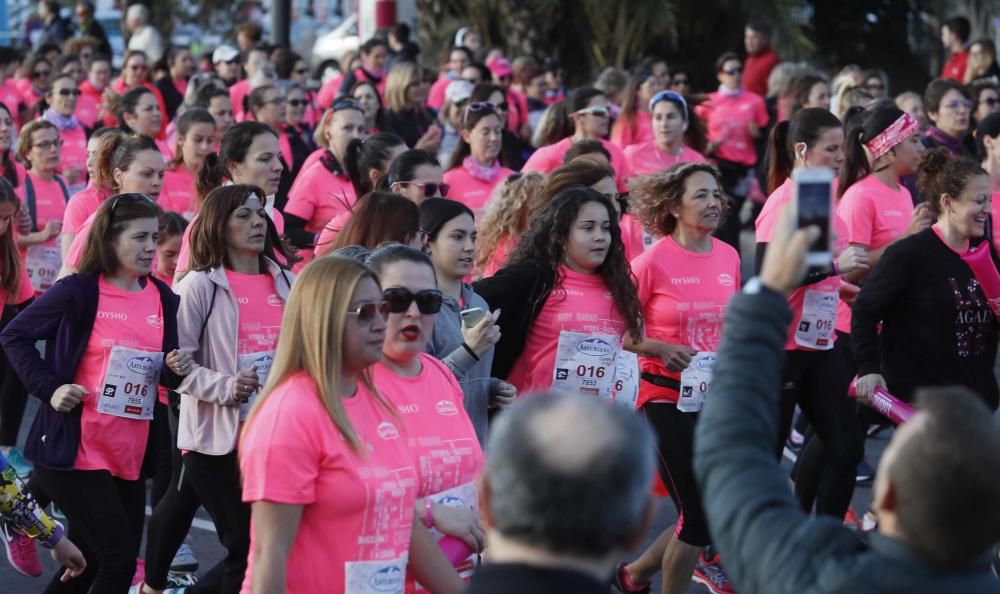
top-left (224, 58), bottom-right (240, 65)
top-left (382, 287), bottom-right (444, 314)
top-left (294, 67), bottom-right (309, 75)
top-left (287, 99), bottom-right (308, 107)
top-left (401, 181), bottom-right (449, 198)
top-left (331, 97), bottom-right (362, 112)
top-left (56, 88), bottom-right (82, 97)
top-left (943, 99), bottom-right (974, 111)
top-left (33, 139), bottom-right (63, 151)
top-left (347, 300), bottom-right (391, 324)
top-left (32, 70), bottom-right (51, 79)
top-left (981, 97), bottom-right (1000, 107)
top-left (575, 106), bottom-right (610, 118)
top-left (722, 67), bottom-right (743, 76)
top-left (463, 101), bottom-right (498, 123)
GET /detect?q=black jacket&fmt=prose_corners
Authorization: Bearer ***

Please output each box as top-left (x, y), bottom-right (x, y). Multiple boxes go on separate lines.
top-left (695, 289), bottom-right (1000, 593)
top-left (155, 76), bottom-right (185, 122)
top-left (77, 19), bottom-right (113, 58)
top-left (472, 260), bottom-right (554, 380)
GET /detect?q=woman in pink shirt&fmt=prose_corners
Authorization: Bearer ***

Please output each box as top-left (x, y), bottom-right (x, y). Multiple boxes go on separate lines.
top-left (367, 245), bottom-right (488, 592)
top-left (975, 112), bottom-right (1000, 252)
top-left (624, 91), bottom-right (707, 178)
top-left (344, 132), bottom-right (408, 197)
top-left (473, 187), bottom-right (643, 396)
top-left (284, 99), bottom-right (367, 263)
top-left (522, 87), bottom-right (631, 191)
top-left (61, 134), bottom-right (165, 277)
top-left (755, 108), bottom-right (869, 521)
top-left (475, 172), bottom-right (543, 279)
top-left (108, 50), bottom-right (168, 138)
top-left (238, 257), bottom-right (417, 594)
top-left (611, 67), bottom-right (666, 150)
top-left (1, 194), bottom-right (183, 592)
top-left (141, 185), bottom-right (296, 594)
top-left (443, 102), bottom-right (512, 214)
top-left (77, 55), bottom-right (111, 130)
top-left (110, 86), bottom-right (168, 156)
top-left (14, 120), bottom-right (70, 295)
top-left (428, 46), bottom-right (474, 111)
top-left (40, 74), bottom-right (87, 193)
top-left (160, 109), bottom-right (216, 220)
top-left (617, 162), bottom-right (739, 594)
top-left (153, 212), bottom-right (186, 286)
top-left (0, 104), bottom-right (24, 189)
top-left (60, 128), bottom-right (122, 258)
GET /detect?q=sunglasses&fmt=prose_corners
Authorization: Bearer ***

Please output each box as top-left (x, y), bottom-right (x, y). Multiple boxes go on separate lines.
top-left (347, 300), bottom-right (391, 324)
top-left (331, 97), bottom-right (363, 112)
top-left (287, 99), bottom-right (308, 107)
top-left (463, 101), bottom-right (498, 123)
top-left (401, 181), bottom-right (449, 198)
top-left (56, 88), bottom-right (82, 97)
top-left (671, 78), bottom-right (690, 86)
top-left (110, 193), bottom-right (155, 215)
top-left (382, 287), bottom-right (444, 314)
top-left (722, 67), bottom-right (743, 76)
top-left (32, 70), bottom-right (51, 79)
top-left (982, 97), bottom-right (1000, 107)
top-left (576, 106), bottom-right (610, 117)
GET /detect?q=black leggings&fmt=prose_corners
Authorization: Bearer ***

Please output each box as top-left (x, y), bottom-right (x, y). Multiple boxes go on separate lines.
top-left (642, 401), bottom-right (710, 547)
top-left (33, 467), bottom-right (145, 594)
top-left (0, 304), bottom-right (30, 447)
top-left (714, 159), bottom-right (753, 252)
top-left (776, 346), bottom-right (863, 518)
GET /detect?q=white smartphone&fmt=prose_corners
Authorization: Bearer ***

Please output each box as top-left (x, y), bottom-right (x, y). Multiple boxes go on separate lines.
top-left (461, 307), bottom-right (487, 328)
top-left (792, 167), bottom-right (834, 268)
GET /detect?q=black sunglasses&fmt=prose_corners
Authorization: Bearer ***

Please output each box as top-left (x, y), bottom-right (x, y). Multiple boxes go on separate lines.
top-left (382, 287), bottom-right (444, 314)
top-left (287, 99), bottom-right (308, 107)
top-left (57, 88), bottom-right (82, 97)
top-left (347, 300), bottom-right (391, 323)
top-left (982, 97), bottom-right (1000, 107)
top-left (401, 181), bottom-right (449, 198)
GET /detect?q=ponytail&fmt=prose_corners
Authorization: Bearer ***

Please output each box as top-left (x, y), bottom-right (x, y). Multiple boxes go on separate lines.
top-left (765, 121), bottom-right (792, 194)
top-left (344, 133), bottom-right (406, 196)
top-left (917, 147), bottom-right (986, 218)
top-left (838, 107), bottom-right (905, 198)
top-left (196, 152), bottom-right (228, 207)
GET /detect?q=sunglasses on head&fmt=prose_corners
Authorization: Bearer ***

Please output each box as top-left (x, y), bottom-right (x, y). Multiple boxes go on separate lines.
top-left (347, 300), bottom-right (391, 323)
top-left (382, 288), bottom-right (444, 314)
top-left (576, 106), bottom-right (610, 117)
top-left (401, 181), bottom-right (449, 198)
top-left (331, 97), bottom-right (363, 113)
top-left (110, 193), bottom-right (155, 215)
top-left (463, 101), bottom-right (499, 123)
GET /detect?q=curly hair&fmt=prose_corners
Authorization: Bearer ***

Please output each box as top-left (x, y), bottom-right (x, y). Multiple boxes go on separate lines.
top-left (509, 187), bottom-right (643, 343)
top-left (629, 162), bottom-right (730, 236)
top-left (475, 172), bottom-right (544, 273)
top-left (916, 147), bottom-right (987, 218)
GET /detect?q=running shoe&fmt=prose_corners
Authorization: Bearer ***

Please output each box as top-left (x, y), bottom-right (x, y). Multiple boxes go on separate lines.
top-left (612, 562), bottom-right (650, 594)
top-left (167, 571), bottom-right (199, 587)
top-left (49, 504), bottom-right (66, 521)
top-left (132, 558), bottom-right (146, 588)
top-left (0, 520), bottom-right (43, 577)
top-left (692, 551), bottom-right (736, 594)
top-left (782, 440), bottom-right (801, 463)
top-left (843, 507), bottom-right (862, 530)
top-left (129, 585), bottom-right (189, 594)
top-left (4, 448), bottom-right (32, 478)
top-left (856, 458), bottom-right (875, 483)
top-left (170, 540), bottom-right (199, 572)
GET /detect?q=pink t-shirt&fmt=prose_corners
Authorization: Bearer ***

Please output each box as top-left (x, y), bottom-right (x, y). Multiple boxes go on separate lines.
top-left (756, 178), bottom-right (848, 350)
top-left (230, 80), bottom-right (251, 122)
top-left (173, 208), bottom-right (285, 280)
top-left (160, 166), bottom-right (198, 219)
top-left (375, 355), bottom-right (484, 591)
top-left (74, 277), bottom-right (164, 480)
top-left (611, 111), bottom-right (653, 150)
top-left (507, 266), bottom-right (626, 394)
top-left (16, 172), bottom-right (69, 293)
top-left (442, 165), bottom-right (513, 214)
top-left (0, 263), bottom-right (36, 306)
top-left (838, 175), bottom-right (914, 250)
top-left (992, 192), bottom-right (1000, 254)
top-left (478, 235), bottom-right (515, 279)
top-left (298, 148), bottom-right (325, 176)
top-left (240, 372), bottom-right (417, 594)
top-left (0, 80), bottom-right (24, 127)
top-left (75, 91), bottom-right (101, 129)
top-left (522, 137), bottom-right (631, 192)
top-left (227, 270), bottom-right (284, 355)
top-left (284, 161), bottom-right (356, 233)
top-left (314, 210), bottom-right (352, 258)
top-left (57, 126), bottom-right (88, 193)
top-left (623, 141), bottom-right (706, 177)
top-left (631, 235), bottom-right (739, 406)
top-left (62, 183), bottom-right (110, 235)
top-left (426, 74), bottom-right (454, 112)
top-left (316, 74), bottom-right (345, 111)
top-left (619, 213), bottom-right (658, 262)
top-left (694, 90), bottom-right (769, 167)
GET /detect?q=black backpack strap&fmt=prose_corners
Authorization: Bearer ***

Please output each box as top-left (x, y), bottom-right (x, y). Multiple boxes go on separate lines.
top-left (198, 283), bottom-right (218, 343)
top-left (54, 175), bottom-right (70, 202)
top-left (23, 175), bottom-right (37, 231)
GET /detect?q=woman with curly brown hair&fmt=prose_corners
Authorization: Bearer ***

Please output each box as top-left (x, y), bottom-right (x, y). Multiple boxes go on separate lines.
top-left (474, 172), bottom-right (544, 278)
top-left (473, 186), bottom-right (642, 396)
top-left (616, 161), bottom-right (740, 594)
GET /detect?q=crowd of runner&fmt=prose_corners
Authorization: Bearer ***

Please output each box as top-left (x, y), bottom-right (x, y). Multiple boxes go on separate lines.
top-left (0, 6), bottom-right (998, 594)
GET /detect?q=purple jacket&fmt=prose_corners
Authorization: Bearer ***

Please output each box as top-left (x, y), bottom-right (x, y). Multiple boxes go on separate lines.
top-left (0, 274), bottom-right (182, 473)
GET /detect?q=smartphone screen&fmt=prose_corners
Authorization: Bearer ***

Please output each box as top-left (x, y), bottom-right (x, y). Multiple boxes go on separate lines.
top-left (797, 180), bottom-right (832, 257)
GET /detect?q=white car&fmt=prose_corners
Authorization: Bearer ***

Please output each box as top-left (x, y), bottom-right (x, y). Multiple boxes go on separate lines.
top-left (311, 13), bottom-right (359, 81)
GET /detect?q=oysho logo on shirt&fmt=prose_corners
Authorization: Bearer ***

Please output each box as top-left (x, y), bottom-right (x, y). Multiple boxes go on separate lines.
top-left (377, 421), bottom-right (400, 440)
top-left (266, 294), bottom-right (283, 307)
top-left (97, 311), bottom-right (128, 320)
top-left (717, 273), bottom-right (734, 287)
top-left (397, 403), bottom-right (419, 414)
top-left (435, 400), bottom-right (459, 416)
top-left (671, 277), bottom-right (701, 285)
top-left (145, 314), bottom-right (163, 328)
top-left (368, 566), bottom-right (403, 592)
top-left (883, 210), bottom-right (904, 217)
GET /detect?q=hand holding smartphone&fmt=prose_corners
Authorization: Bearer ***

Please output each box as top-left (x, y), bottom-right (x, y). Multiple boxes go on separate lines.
top-left (792, 167), bottom-right (834, 268)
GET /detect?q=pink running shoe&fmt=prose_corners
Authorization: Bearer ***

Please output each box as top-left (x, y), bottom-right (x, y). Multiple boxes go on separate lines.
top-left (1, 520), bottom-right (43, 577)
top-left (692, 551), bottom-right (736, 594)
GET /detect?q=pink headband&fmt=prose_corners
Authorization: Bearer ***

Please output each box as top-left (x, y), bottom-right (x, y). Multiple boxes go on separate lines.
top-left (865, 113), bottom-right (919, 161)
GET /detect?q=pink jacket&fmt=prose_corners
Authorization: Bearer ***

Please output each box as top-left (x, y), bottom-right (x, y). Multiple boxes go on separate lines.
top-left (173, 259), bottom-right (295, 455)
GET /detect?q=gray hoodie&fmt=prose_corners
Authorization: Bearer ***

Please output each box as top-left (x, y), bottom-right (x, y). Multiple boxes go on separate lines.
top-left (425, 283), bottom-right (501, 444)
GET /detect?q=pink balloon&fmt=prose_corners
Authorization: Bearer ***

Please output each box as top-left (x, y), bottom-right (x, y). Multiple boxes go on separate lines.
top-left (960, 241), bottom-right (1000, 321)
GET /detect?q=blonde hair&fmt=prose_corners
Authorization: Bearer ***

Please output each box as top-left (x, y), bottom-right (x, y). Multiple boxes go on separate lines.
top-left (475, 172), bottom-right (544, 274)
top-left (243, 256), bottom-right (393, 452)
top-left (384, 62), bottom-right (421, 112)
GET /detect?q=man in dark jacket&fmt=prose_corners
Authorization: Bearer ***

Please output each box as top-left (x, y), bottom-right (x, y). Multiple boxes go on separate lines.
top-left (37, 0), bottom-right (72, 48)
top-left (695, 209), bottom-right (1000, 593)
top-left (72, 1), bottom-right (112, 58)
top-left (467, 392), bottom-right (655, 594)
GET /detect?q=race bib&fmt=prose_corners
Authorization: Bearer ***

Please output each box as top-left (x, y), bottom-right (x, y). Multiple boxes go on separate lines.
top-left (344, 555), bottom-right (408, 594)
top-left (96, 346), bottom-right (162, 420)
top-left (237, 350), bottom-right (274, 420)
top-left (612, 350), bottom-right (640, 409)
top-left (24, 245), bottom-right (61, 293)
top-left (795, 289), bottom-right (837, 350)
top-left (551, 331), bottom-right (619, 399)
top-left (678, 352), bottom-right (717, 413)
